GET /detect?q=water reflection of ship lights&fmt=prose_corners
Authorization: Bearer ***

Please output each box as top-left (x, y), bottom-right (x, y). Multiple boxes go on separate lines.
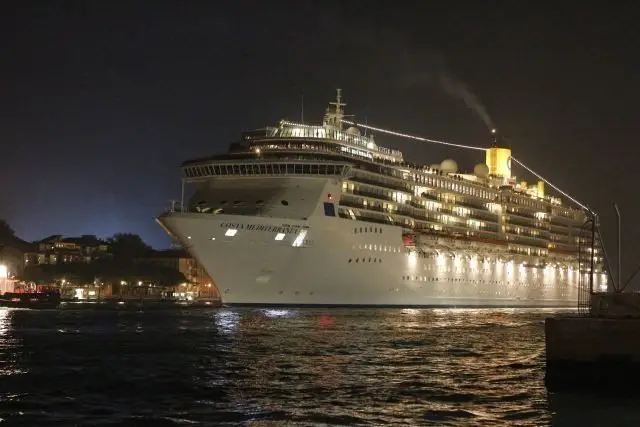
top-left (0, 308), bottom-right (9, 336)
top-left (319, 314), bottom-right (335, 327)
top-left (214, 310), bottom-right (240, 333)
top-left (262, 309), bottom-right (293, 318)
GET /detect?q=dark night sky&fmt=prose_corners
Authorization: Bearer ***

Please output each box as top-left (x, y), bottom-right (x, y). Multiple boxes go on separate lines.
top-left (2, 2), bottom-right (639, 273)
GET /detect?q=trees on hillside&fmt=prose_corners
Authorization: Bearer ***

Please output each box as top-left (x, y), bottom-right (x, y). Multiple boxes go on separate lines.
top-left (108, 233), bottom-right (153, 260)
top-left (0, 219), bottom-right (15, 238)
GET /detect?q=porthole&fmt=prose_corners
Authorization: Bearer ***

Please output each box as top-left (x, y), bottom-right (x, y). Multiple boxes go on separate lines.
top-left (348, 258), bottom-right (352, 263)
top-left (281, 200), bottom-right (289, 206)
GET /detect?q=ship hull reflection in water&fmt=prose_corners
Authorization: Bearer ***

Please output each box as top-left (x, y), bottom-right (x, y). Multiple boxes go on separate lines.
top-left (1, 308), bottom-right (640, 425)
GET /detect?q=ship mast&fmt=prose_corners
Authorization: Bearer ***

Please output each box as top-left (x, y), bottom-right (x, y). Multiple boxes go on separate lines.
top-left (324, 88), bottom-right (346, 130)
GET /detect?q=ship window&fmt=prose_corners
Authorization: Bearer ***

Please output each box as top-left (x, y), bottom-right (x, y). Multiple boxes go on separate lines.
top-left (281, 200), bottom-right (289, 206)
top-left (356, 258), bottom-right (359, 263)
top-left (348, 258), bottom-right (352, 263)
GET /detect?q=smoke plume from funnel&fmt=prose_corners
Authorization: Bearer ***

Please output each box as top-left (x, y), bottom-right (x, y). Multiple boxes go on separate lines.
top-left (334, 16), bottom-right (496, 132)
top-left (395, 54), bottom-right (496, 132)
top-left (436, 72), bottom-right (495, 131)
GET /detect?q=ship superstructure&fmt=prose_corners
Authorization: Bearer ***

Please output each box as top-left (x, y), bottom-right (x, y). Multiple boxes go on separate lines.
top-left (157, 90), bottom-right (606, 306)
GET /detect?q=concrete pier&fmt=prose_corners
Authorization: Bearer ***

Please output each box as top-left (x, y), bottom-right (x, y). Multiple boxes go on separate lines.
top-left (545, 293), bottom-right (640, 393)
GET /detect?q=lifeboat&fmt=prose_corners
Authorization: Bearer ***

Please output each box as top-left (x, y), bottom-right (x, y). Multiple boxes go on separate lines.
top-left (402, 233), bottom-right (415, 246)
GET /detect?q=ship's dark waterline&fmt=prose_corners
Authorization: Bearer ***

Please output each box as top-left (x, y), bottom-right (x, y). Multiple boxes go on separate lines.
top-left (1, 307), bottom-right (639, 426)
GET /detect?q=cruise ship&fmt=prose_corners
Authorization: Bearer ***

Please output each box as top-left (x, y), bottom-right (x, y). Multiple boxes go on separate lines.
top-left (157, 90), bottom-right (606, 307)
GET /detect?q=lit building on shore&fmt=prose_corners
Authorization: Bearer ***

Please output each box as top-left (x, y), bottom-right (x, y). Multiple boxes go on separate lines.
top-left (1, 234), bottom-right (32, 294)
top-left (138, 249), bottom-right (221, 300)
top-left (24, 235), bottom-right (110, 265)
top-left (0, 236), bottom-right (31, 280)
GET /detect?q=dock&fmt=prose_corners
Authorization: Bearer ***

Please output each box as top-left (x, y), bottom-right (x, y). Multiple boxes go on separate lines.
top-left (545, 293), bottom-right (640, 393)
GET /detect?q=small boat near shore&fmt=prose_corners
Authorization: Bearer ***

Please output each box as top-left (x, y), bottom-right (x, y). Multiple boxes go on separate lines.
top-left (0, 290), bottom-right (62, 309)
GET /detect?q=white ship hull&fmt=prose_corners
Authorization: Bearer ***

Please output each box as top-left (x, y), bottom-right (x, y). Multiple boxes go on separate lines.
top-left (159, 90), bottom-right (607, 307)
top-left (158, 212), bottom-right (602, 307)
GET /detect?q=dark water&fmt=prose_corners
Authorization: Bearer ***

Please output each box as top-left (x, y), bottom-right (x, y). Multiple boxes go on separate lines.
top-left (1, 307), bottom-right (639, 426)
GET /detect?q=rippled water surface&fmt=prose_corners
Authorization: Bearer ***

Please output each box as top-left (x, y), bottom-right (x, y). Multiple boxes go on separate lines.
top-left (1, 307), bottom-right (639, 426)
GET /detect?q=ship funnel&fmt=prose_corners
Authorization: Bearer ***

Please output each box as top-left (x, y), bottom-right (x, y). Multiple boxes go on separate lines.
top-left (486, 130), bottom-right (512, 180)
